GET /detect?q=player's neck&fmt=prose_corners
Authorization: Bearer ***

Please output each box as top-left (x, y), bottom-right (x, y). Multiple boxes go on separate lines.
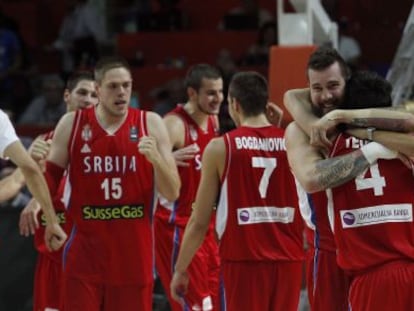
top-left (95, 105), bottom-right (128, 134)
top-left (183, 102), bottom-right (210, 129)
top-left (241, 114), bottom-right (270, 128)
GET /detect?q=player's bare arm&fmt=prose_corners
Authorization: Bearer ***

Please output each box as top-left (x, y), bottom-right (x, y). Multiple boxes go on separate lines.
top-left (4, 140), bottom-right (67, 251)
top-left (164, 113), bottom-right (199, 167)
top-left (347, 128), bottom-right (414, 157)
top-left (171, 137), bottom-right (224, 303)
top-left (0, 167), bottom-right (25, 202)
top-left (47, 112), bottom-right (75, 169)
top-left (285, 122), bottom-right (397, 193)
top-left (324, 108), bottom-right (414, 132)
top-left (144, 111), bottom-right (180, 201)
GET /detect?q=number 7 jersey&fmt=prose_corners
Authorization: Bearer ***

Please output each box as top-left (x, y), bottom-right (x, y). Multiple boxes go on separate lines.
top-left (216, 125), bottom-right (304, 261)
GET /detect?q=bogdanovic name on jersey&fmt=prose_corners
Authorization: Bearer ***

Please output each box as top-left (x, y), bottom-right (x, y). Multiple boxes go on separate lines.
top-left (83, 155), bottom-right (137, 174)
top-left (235, 137), bottom-right (286, 151)
top-left (82, 205), bottom-right (144, 220)
top-left (340, 204), bottom-right (413, 228)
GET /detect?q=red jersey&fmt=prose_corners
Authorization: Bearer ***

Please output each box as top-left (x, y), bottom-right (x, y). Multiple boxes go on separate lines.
top-left (62, 106), bottom-right (154, 285)
top-left (156, 105), bottom-right (219, 226)
top-left (329, 133), bottom-right (414, 275)
top-left (34, 130), bottom-right (72, 262)
top-left (296, 183), bottom-right (336, 252)
top-left (217, 126), bottom-right (304, 261)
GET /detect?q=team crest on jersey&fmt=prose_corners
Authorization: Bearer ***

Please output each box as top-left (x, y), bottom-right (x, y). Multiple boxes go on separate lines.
top-left (130, 126), bottom-right (138, 141)
top-left (189, 125), bottom-right (198, 141)
top-left (81, 143), bottom-right (91, 153)
top-left (81, 124), bottom-right (92, 142)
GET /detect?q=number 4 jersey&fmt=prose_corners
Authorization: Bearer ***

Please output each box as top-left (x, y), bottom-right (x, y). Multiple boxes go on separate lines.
top-left (217, 125), bottom-right (304, 261)
top-left (329, 133), bottom-right (414, 275)
top-left (62, 106), bottom-right (155, 286)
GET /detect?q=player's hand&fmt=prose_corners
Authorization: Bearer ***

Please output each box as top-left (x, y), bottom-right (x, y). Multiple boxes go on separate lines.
top-left (138, 136), bottom-right (161, 164)
top-left (29, 137), bottom-right (52, 163)
top-left (19, 198), bottom-right (41, 237)
top-left (173, 144), bottom-right (199, 167)
top-left (310, 114), bottom-right (338, 150)
top-left (170, 270), bottom-right (189, 305)
top-left (45, 223), bottom-right (67, 252)
top-left (266, 102), bottom-right (283, 127)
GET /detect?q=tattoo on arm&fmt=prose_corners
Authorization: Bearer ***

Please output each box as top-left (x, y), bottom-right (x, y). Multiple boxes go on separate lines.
top-left (315, 151), bottom-right (370, 189)
top-left (349, 118), bottom-right (407, 132)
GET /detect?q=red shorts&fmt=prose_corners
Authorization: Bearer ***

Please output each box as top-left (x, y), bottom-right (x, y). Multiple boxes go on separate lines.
top-left (33, 253), bottom-right (63, 311)
top-left (348, 261), bottom-right (414, 311)
top-left (222, 260), bottom-right (302, 311)
top-left (154, 217), bottom-right (221, 311)
top-left (62, 277), bottom-right (153, 311)
top-left (306, 247), bottom-right (350, 311)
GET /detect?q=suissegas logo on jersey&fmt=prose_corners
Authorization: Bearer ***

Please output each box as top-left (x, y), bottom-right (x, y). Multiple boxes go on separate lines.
top-left (41, 211), bottom-right (66, 227)
top-left (82, 205), bottom-right (144, 220)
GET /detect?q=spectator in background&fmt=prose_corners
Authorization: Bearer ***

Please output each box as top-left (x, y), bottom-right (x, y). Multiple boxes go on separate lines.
top-left (18, 74), bottom-right (66, 126)
top-left (47, 0), bottom-right (107, 74)
top-left (152, 0), bottom-right (189, 31)
top-left (0, 11), bottom-right (22, 118)
top-left (220, 0), bottom-right (275, 30)
top-left (151, 78), bottom-right (185, 116)
top-left (338, 17), bottom-right (361, 71)
top-left (240, 21), bottom-right (277, 66)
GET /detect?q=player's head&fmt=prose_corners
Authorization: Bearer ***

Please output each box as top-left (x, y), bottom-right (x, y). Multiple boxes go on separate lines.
top-left (64, 71), bottom-right (98, 112)
top-left (343, 70), bottom-right (392, 109)
top-left (184, 63), bottom-right (223, 115)
top-left (307, 46), bottom-right (350, 116)
top-left (227, 71), bottom-right (268, 126)
top-left (94, 56), bottom-right (132, 117)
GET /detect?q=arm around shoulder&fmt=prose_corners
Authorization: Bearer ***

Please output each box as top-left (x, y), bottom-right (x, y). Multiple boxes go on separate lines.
top-left (284, 88), bottom-right (319, 135)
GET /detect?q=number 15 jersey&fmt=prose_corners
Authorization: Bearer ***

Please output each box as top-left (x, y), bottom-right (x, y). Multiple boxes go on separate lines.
top-left (63, 106), bottom-right (155, 286)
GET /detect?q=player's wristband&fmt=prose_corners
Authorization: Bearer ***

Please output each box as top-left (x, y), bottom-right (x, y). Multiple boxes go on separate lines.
top-left (360, 142), bottom-right (397, 165)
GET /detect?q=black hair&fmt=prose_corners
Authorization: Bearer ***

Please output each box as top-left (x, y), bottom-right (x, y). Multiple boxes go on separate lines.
top-left (184, 64), bottom-right (222, 91)
top-left (228, 71), bottom-right (268, 116)
top-left (307, 46), bottom-right (350, 80)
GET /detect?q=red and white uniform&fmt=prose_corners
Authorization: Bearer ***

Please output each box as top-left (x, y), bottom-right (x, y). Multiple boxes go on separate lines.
top-left (62, 106), bottom-right (155, 311)
top-left (296, 184), bottom-right (349, 311)
top-left (155, 105), bottom-right (220, 311)
top-left (329, 133), bottom-right (414, 311)
top-left (217, 125), bottom-right (304, 311)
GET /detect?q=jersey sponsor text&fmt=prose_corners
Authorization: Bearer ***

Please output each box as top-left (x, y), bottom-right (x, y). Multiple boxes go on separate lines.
top-left (82, 205), bottom-right (144, 220)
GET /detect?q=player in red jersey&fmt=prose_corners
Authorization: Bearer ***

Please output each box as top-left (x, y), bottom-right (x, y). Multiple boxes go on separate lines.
top-left (154, 64), bottom-right (223, 311)
top-left (284, 46), bottom-right (351, 311)
top-left (18, 71), bottom-right (98, 311)
top-left (286, 47), bottom-right (414, 311)
top-left (44, 57), bottom-right (180, 311)
top-left (171, 71), bottom-right (304, 311)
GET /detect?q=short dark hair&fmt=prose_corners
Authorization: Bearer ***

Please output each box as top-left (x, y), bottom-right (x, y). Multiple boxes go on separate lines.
top-left (66, 71), bottom-right (95, 92)
top-left (184, 64), bottom-right (222, 91)
top-left (228, 71), bottom-right (268, 116)
top-left (94, 56), bottom-right (131, 84)
top-left (344, 70), bottom-right (392, 109)
top-left (307, 46), bottom-right (350, 80)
